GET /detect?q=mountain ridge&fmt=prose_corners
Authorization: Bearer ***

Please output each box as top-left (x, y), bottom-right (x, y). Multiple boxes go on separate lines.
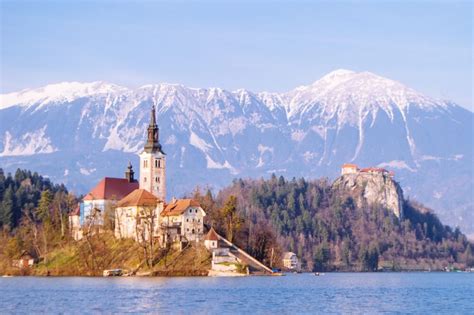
top-left (0, 69), bottom-right (472, 234)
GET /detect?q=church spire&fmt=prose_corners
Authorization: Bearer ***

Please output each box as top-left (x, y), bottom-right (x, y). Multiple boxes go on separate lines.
top-left (144, 104), bottom-right (163, 153)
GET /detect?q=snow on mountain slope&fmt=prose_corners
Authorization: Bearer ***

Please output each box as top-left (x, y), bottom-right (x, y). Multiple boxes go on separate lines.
top-left (0, 81), bottom-right (128, 110)
top-left (0, 70), bottom-right (472, 234)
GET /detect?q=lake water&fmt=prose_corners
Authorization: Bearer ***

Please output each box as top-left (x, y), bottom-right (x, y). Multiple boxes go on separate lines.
top-left (0, 273), bottom-right (473, 314)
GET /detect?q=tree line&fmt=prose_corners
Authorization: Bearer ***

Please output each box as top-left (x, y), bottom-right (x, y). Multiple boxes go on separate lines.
top-left (193, 175), bottom-right (473, 271)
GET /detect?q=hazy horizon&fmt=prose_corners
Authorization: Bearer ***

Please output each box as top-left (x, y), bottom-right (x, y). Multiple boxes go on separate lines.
top-left (1, 1), bottom-right (472, 110)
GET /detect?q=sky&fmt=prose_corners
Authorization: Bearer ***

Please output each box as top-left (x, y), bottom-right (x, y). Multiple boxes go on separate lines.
top-left (1, 0), bottom-right (472, 110)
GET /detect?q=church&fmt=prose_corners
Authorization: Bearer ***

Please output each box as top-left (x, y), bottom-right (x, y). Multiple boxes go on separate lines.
top-left (70, 105), bottom-right (206, 246)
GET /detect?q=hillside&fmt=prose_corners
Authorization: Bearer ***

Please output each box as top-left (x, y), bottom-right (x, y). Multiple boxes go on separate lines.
top-left (0, 70), bottom-right (472, 234)
top-left (0, 169), bottom-right (472, 274)
top-left (201, 174), bottom-right (473, 271)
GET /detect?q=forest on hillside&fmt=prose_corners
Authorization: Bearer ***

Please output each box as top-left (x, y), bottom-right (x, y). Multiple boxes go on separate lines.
top-left (0, 169), bottom-right (72, 230)
top-left (194, 175), bottom-right (473, 271)
top-left (0, 168), bottom-right (472, 275)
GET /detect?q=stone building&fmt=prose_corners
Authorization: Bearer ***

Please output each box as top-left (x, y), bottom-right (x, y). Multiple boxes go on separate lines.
top-left (160, 199), bottom-right (206, 243)
top-left (114, 189), bottom-right (163, 242)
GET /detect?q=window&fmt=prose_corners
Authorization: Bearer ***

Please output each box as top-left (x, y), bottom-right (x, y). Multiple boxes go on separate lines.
top-left (198, 219), bottom-right (200, 223)
top-left (195, 209), bottom-right (198, 213)
top-left (143, 160), bottom-right (148, 168)
top-left (144, 177), bottom-right (147, 182)
top-left (186, 218), bottom-right (189, 222)
top-left (155, 177), bottom-right (158, 183)
top-left (189, 209), bottom-right (192, 213)
top-left (158, 160), bottom-right (161, 168)
top-left (187, 228), bottom-right (189, 232)
top-left (192, 229), bottom-right (195, 234)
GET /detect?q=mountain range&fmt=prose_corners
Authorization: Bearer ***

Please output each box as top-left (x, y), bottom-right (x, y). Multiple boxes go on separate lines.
top-left (0, 69), bottom-right (472, 235)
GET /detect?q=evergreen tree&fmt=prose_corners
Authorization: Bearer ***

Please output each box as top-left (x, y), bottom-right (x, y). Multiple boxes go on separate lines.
top-left (37, 190), bottom-right (53, 222)
top-left (1, 185), bottom-right (15, 229)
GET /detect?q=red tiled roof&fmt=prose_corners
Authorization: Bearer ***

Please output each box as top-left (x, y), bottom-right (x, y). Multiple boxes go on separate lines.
top-left (83, 177), bottom-right (139, 201)
top-left (204, 227), bottom-right (219, 241)
top-left (161, 199), bottom-right (201, 216)
top-left (117, 189), bottom-right (159, 207)
top-left (360, 167), bottom-right (388, 173)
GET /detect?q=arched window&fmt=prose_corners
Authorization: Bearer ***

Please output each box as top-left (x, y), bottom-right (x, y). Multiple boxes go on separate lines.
top-left (155, 160), bottom-right (158, 168)
top-left (192, 229), bottom-right (195, 234)
top-left (144, 177), bottom-right (147, 182)
top-left (155, 177), bottom-right (158, 183)
top-left (158, 160), bottom-right (161, 168)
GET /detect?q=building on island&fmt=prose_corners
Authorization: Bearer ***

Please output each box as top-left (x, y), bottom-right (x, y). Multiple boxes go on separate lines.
top-left (68, 104), bottom-right (275, 275)
top-left (160, 199), bottom-right (206, 243)
top-left (282, 252), bottom-right (301, 271)
top-left (114, 189), bottom-right (163, 242)
top-left (204, 227), bottom-right (219, 250)
top-left (71, 104), bottom-right (206, 248)
top-left (81, 163), bottom-right (138, 229)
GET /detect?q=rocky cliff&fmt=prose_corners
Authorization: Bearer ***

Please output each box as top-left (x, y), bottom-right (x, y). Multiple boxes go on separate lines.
top-left (332, 172), bottom-right (405, 218)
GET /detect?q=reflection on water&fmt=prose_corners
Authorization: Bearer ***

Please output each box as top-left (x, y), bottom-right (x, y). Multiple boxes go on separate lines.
top-left (0, 273), bottom-right (473, 314)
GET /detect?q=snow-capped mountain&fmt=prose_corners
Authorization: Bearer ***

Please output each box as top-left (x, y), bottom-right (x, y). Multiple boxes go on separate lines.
top-left (0, 70), bottom-right (472, 234)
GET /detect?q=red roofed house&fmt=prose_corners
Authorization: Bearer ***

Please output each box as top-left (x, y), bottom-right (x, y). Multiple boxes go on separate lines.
top-left (160, 198), bottom-right (206, 243)
top-left (359, 167), bottom-right (389, 175)
top-left (114, 189), bottom-right (163, 242)
top-left (79, 163), bottom-right (138, 238)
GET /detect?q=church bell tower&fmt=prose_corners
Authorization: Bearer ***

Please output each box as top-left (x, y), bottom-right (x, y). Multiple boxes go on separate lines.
top-left (139, 105), bottom-right (166, 201)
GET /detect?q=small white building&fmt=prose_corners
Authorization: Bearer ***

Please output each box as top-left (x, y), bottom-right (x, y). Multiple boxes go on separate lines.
top-left (204, 227), bottom-right (219, 250)
top-left (282, 252), bottom-right (301, 271)
top-left (341, 163), bottom-right (359, 175)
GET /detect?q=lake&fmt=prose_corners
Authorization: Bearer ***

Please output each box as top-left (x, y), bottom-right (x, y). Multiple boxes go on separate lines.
top-left (0, 273), bottom-right (473, 314)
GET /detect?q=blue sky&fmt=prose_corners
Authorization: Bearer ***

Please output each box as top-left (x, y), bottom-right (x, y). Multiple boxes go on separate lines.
top-left (1, 1), bottom-right (472, 110)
